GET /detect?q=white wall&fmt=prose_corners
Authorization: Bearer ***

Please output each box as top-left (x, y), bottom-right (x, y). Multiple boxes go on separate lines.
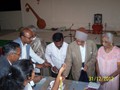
top-left (0, 0), bottom-right (120, 30)
top-left (0, 11), bottom-right (22, 30)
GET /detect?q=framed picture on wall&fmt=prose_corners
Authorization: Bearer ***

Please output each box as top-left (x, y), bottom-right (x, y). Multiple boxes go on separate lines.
top-left (94, 14), bottom-right (102, 24)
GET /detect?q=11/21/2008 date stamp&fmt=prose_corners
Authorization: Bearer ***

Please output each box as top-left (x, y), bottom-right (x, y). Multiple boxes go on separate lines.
top-left (89, 76), bottom-right (114, 82)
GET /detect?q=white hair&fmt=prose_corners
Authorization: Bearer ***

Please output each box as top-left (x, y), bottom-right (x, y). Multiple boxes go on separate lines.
top-left (102, 32), bottom-right (114, 43)
top-left (27, 25), bottom-right (37, 32)
top-left (75, 31), bottom-right (88, 41)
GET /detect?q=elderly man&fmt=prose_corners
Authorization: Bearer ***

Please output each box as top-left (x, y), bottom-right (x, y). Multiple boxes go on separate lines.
top-left (63, 27), bottom-right (97, 82)
top-left (0, 42), bottom-right (21, 78)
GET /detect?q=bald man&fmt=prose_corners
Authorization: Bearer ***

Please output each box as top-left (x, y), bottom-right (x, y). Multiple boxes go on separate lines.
top-left (63, 27), bottom-right (97, 82)
top-left (13, 27), bottom-right (51, 70)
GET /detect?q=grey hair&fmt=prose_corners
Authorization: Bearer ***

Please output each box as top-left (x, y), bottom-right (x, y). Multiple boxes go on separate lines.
top-left (27, 25), bottom-right (37, 32)
top-left (102, 32), bottom-right (114, 43)
top-left (2, 42), bottom-right (20, 56)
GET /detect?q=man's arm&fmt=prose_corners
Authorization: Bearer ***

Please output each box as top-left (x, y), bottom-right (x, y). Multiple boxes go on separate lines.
top-left (96, 60), bottom-right (101, 76)
top-left (85, 41), bottom-right (97, 70)
top-left (52, 64), bottom-right (66, 90)
top-left (45, 45), bottom-right (54, 67)
top-left (30, 47), bottom-right (45, 64)
top-left (62, 45), bottom-right (72, 78)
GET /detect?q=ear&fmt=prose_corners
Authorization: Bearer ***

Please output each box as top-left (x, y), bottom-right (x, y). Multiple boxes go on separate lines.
top-left (27, 76), bottom-right (31, 80)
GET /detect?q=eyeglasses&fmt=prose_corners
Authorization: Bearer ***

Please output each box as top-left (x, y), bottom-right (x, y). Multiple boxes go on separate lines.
top-left (14, 53), bottom-right (21, 56)
top-left (23, 35), bottom-right (33, 40)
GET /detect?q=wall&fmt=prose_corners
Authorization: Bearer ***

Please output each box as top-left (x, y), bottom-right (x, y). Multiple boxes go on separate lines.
top-left (0, 11), bottom-right (22, 30)
top-left (0, 30), bottom-right (120, 45)
top-left (21, 0), bottom-right (120, 30)
top-left (0, 0), bottom-right (120, 30)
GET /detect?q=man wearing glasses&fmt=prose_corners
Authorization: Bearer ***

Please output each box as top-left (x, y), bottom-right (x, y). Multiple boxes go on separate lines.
top-left (0, 42), bottom-right (21, 78)
top-left (13, 27), bottom-right (51, 70)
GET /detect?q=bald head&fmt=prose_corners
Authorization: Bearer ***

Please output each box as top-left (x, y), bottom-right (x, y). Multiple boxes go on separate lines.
top-left (20, 27), bottom-right (33, 37)
top-left (19, 27), bottom-right (33, 44)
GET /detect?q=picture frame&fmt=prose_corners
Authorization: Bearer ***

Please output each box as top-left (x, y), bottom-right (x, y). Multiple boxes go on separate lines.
top-left (94, 14), bottom-right (102, 24)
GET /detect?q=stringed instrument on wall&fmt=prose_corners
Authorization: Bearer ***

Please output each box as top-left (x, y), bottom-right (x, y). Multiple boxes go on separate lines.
top-left (25, 3), bottom-right (46, 29)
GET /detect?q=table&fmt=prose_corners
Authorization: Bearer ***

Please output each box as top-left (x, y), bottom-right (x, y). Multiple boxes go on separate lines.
top-left (34, 76), bottom-right (89, 90)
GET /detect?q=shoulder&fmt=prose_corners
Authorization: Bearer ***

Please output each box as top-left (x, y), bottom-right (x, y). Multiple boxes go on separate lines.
top-left (63, 42), bottom-right (68, 46)
top-left (69, 41), bottom-right (77, 46)
top-left (0, 56), bottom-right (10, 77)
top-left (0, 56), bottom-right (8, 64)
top-left (36, 36), bottom-right (41, 41)
top-left (46, 42), bottom-right (54, 48)
top-left (114, 46), bottom-right (120, 49)
top-left (14, 38), bottom-right (21, 42)
top-left (86, 40), bottom-right (97, 48)
top-left (113, 46), bottom-right (120, 52)
top-left (98, 46), bottom-right (104, 53)
top-left (86, 40), bottom-right (96, 44)
top-left (67, 41), bottom-right (78, 50)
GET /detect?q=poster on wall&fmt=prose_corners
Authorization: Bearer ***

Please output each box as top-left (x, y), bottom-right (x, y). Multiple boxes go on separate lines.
top-left (94, 14), bottom-right (102, 24)
top-left (0, 0), bottom-right (21, 11)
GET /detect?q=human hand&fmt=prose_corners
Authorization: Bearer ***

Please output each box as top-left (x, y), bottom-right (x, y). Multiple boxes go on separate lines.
top-left (59, 63), bottom-right (66, 74)
top-left (33, 76), bottom-right (43, 83)
top-left (83, 65), bottom-right (88, 71)
top-left (98, 76), bottom-right (107, 85)
top-left (36, 63), bottom-right (44, 68)
top-left (99, 80), bottom-right (107, 85)
top-left (44, 61), bottom-right (52, 67)
top-left (51, 66), bottom-right (59, 73)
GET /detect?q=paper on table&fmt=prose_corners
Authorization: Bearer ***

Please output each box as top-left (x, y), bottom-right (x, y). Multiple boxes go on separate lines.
top-left (47, 80), bottom-right (65, 90)
top-left (87, 82), bottom-right (100, 89)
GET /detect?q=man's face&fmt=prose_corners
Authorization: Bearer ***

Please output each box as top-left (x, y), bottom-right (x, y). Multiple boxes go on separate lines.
top-left (22, 31), bottom-right (33, 44)
top-left (54, 39), bottom-right (63, 49)
top-left (10, 47), bottom-right (21, 63)
top-left (76, 39), bottom-right (85, 46)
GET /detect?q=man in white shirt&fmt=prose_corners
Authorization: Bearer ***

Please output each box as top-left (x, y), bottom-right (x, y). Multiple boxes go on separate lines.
top-left (45, 32), bottom-right (68, 77)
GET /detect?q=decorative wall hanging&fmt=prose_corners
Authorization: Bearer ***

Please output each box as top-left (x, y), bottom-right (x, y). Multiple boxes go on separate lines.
top-left (94, 14), bottom-right (102, 24)
top-left (92, 14), bottom-right (103, 34)
top-left (25, 3), bottom-right (46, 29)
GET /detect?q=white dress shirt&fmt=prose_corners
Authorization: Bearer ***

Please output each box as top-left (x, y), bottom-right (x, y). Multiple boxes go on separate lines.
top-left (19, 42), bottom-right (45, 64)
top-left (24, 83), bottom-right (32, 90)
top-left (79, 43), bottom-right (86, 63)
top-left (45, 42), bottom-right (68, 69)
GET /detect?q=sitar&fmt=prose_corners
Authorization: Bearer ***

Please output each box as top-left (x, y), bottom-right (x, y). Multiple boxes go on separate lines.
top-left (25, 3), bottom-right (46, 29)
